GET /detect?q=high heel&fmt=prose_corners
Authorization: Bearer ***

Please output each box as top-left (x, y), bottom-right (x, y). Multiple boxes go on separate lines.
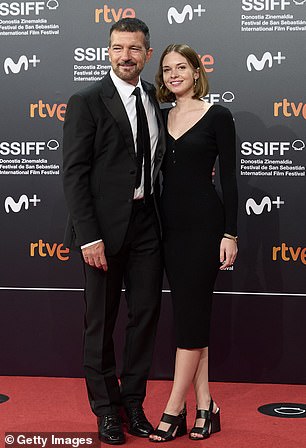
top-left (189, 398), bottom-right (221, 440)
top-left (149, 407), bottom-right (187, 443)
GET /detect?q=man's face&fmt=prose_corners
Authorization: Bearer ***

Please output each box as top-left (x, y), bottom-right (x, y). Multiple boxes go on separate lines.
top-left (108, 30), bottom-right (153, 85)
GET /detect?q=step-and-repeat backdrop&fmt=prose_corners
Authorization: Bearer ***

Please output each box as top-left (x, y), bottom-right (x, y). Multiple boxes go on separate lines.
top-left (1, 0), bottom-right (305, 383)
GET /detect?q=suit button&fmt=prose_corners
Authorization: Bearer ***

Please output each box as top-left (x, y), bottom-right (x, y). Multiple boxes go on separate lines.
top-left (128, 199), bottom-right (132, 203)
top-left (129, 170), bottom-right (136, 175)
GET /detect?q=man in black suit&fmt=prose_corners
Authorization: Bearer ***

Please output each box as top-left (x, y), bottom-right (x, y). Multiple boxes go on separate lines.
top-left (63, 18), bottom-right (165, 445)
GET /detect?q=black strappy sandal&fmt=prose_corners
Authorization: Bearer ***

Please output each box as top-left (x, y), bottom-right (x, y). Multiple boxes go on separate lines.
top-left (149, 408), bottom-right (187, 443)
top-left (189, 398), bottom-right (221, 440)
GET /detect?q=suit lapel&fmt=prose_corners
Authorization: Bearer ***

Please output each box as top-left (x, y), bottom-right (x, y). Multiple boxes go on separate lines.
top-left (99, 73), bottom-right (136, 162)
top-left (99, 73), bottom-right (165, 176)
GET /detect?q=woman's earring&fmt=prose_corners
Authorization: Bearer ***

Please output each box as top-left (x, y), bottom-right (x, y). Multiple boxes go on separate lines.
top-left (160, 84), bottom-right (164, 90)
top-left (194, 78), bottom-right (197, 87)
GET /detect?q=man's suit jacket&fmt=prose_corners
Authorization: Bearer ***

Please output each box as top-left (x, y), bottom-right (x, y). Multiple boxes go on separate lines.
top-left (63, 72), bottom-right (166, 255)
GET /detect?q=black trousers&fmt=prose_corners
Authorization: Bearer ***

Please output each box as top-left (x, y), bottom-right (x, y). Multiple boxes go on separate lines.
top-left (83, 199), bottom-right (162, 416)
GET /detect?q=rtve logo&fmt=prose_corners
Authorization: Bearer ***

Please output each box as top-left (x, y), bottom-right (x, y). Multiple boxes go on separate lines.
top-left (199, 53), bottom-right (214, 73)
top-left (0, 1), bottom-right (59, 16)
top-left (4, 54), bottom-right (40, 75)
top-left (242, 0), bottom-right (291, 11)
top-left (30, 239), bottom-right (70, 261)
top-left (247, 51), bottom-right (285, 72)
top-left (5, 194), bottom-right (40, 213)
top-left (274, 100), bottom-right (306, 120)
top-left (0, 140), bottom-right (60, 155)
top-left (95, 5), bottom-right (135, 23)
top-left (30, 101), bottom-right (66, 121)
top-left (246, 195), bottom-right (284, 215)
top-left (272, 243), bottom-right (306, 265)
top-left (241, 140), bottom-right (305, 156)
top-left (167, 4), bottom-right (206, 24)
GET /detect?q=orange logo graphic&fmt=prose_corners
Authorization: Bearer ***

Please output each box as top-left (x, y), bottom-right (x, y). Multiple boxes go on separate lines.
top-left (274, 99), bottom-right (306, 119)
top-left (272, 243), bottom-right (306, 265)
top-left (199, 53), bottom-right (214, 73)
top-left (30, 100), bottom-right (67, 121)
top-left (95, 5), bottom-right (136, 23)
top-left (30, 239), bottom-right (70, 261)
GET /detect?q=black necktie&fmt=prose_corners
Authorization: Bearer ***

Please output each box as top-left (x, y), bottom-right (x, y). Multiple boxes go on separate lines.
top-left (132, 87), bottom-right (151, 202)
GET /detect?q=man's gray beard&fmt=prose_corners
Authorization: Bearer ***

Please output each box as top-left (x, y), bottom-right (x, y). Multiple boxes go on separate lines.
top-left (113, 65), bottom-right (142, 82)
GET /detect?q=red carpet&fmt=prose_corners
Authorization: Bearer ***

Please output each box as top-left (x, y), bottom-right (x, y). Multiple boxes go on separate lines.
top-left (0, 377), bottom-right (306, 447)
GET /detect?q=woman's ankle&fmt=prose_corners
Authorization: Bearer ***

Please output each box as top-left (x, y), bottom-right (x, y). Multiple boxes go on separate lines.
top-left (164, 401), bottom-right (186, 416)
top-left (196, 396), bottom-right (218, 412)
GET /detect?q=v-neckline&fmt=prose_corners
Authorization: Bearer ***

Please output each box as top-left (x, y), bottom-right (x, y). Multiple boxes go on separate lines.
top-left (167, 104), bottom-right (216, 142)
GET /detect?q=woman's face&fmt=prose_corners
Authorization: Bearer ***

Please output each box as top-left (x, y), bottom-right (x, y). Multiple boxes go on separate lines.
top-left (162, 51), bottom-right (198, 98)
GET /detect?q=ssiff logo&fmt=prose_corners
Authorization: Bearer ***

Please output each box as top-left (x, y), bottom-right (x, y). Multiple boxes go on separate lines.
top-left (168, 4), bottom-right (206, 24)
top-left (241, 140), bottom-right (305, 155)
top-left (46, 0), bottom-right (59, 9)
top-left (0, 1), bottom-right (59, 16)
top-left (0, 140), bottom-right (60, 155)
top-left (246, 195), bottom-right (284, 215)
top-left (74, 47), bottom-right (109, 62)
top-left (5, 194), bottom-right (41, 213)
top-left (242, 0), bottom-right (290, 11)
top-left (4, 55), bottom-right (40, 74)
top-left (247, 51), bottom-right (285, 71)
top-left (205, 91), bottom-right (235, 104)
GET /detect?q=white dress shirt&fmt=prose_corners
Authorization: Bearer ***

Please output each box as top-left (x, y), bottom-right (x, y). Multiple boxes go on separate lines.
top-left (110, 68), bottom-right (158, 199)
top-left (81, 70), bottom-right (159, 249)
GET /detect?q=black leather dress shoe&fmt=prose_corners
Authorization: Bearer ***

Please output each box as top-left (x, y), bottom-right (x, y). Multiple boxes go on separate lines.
top-left (124, 404), bottom-right (154, 438)
top-left (97, 414), bottom-right (125, 445)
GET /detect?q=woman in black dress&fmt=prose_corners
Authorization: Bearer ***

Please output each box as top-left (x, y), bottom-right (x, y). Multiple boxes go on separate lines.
top-left (149, 44), bottom-right (238, 443)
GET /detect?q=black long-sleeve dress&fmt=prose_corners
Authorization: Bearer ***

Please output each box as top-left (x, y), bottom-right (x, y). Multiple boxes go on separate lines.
top-left (161, 104), bottom-right (238, 348)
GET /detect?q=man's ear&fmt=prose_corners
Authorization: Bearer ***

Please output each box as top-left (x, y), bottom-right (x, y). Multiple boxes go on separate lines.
top-left (146, 48), bottom-right (153, 62)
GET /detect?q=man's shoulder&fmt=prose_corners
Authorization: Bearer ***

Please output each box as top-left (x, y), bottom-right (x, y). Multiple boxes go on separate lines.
top-left (69, 74), bottom-right (113, 101)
